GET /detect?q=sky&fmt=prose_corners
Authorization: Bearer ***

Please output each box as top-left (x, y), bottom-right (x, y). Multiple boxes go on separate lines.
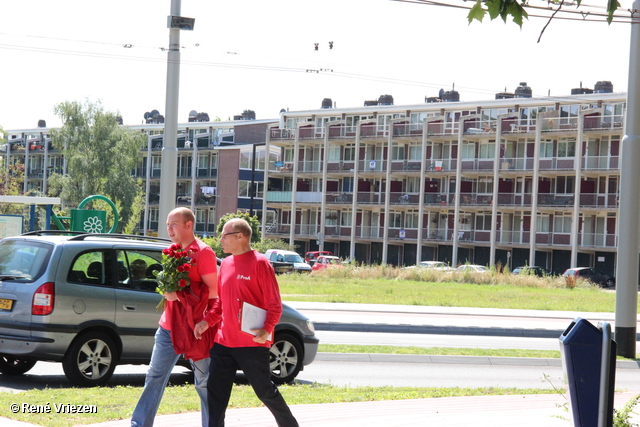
top-left (0, 0), bottom-right (635, 131)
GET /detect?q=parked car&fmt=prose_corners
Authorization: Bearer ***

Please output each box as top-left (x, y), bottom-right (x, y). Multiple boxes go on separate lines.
top-left (304, 251), bottom-right (333, 267)
top-left (455, 264), bottom-right (489, 273)
top-left (311, 255), bottom-right (342, 271)
top-left (0, 231), bottom-right (319, 386)
top-left (562, 267), bottom-right (615, 288)
top-left (265, 249), bottom-right (312, 273)
top-left (404, 261), bottom-right (453, 271)
top-left (512, 266), bottom-right (551, 277)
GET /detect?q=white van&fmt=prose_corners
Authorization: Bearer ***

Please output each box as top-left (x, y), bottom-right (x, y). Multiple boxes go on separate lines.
top-left (264, 249), bottom-right (312, 273)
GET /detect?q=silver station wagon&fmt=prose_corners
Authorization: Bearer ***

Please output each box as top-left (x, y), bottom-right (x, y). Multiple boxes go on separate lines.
top-left (0, 232), bottom-right (318, 386)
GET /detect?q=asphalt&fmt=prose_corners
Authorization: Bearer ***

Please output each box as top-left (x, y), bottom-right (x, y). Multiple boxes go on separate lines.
top-left (3, 302), bottom-right (640, 426)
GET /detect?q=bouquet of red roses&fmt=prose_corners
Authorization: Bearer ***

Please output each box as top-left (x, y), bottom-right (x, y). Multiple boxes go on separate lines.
top-left (154, 243), bottom-right (198, 310)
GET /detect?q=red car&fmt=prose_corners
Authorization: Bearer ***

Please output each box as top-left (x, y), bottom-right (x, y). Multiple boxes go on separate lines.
top-left (305, 251), bottom-right (333, 266)
top-left (311, 255), bottom-right (342, 271)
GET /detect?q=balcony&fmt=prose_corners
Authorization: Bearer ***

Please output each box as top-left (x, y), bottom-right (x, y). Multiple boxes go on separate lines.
top-left (537, 193), bottom-right (618, 208)
top-left (392, 122), bottom-right (424, 138)
top-left (581, 155), bottom-right (619, 171)
top-left (270, 128), bottom-right (295, 141)
top-left (537, 194), bottom-right (574, 207)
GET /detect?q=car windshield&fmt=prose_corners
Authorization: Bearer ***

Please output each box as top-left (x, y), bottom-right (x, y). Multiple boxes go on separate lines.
top-left (0, 240), bottom-right (53, 282)
top-left (420, 261), bottom-right (445, 268)
top-left (284, 254), bottom-right (304, 263)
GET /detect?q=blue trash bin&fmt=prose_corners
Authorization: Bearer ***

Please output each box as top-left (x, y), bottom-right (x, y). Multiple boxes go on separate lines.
top-left (559, 318), bottom-right (616, 427)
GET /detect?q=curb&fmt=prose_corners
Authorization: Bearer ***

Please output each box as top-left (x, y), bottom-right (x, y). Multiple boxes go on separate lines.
top-left (313, 322), bottom-right (565, 338)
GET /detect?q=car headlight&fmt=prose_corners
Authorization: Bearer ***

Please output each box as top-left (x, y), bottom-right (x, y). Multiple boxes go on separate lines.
top-left (306, 320), bottom-right (315, 334)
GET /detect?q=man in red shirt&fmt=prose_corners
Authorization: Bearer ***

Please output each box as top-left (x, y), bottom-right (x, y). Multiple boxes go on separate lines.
top-left (195, 218), bottom-right (298, 427)
top-left (131, 208), bottom-right (218, 427)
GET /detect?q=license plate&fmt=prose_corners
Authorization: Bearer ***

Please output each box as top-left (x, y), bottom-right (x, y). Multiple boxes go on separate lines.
top-left (0, 298), bottom-right (13, 310)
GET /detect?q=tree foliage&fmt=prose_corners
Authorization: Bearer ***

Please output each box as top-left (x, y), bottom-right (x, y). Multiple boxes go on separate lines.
top-left (0, 164), bottom-right (25, 215)
top-left (216, 211), bottom-right (262, 243)
top-left (48, 99), bottom-right (147, 233)
top-left (468, 0), bottom-right (620, 27)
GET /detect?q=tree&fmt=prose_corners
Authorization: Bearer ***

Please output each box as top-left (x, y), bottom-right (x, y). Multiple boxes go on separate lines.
top-left (216, 211), bottom-right (262, 243)
top-left (48, 99), bottom-right (147, 234)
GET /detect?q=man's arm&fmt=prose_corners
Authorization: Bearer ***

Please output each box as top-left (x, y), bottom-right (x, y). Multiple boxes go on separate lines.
top-left (201, 272), bottom-right (218, 299)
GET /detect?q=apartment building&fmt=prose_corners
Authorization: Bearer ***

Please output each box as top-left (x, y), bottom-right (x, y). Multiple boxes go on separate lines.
top-left (1, 85), bottom-right (626, 275)
top-left (262, 85), bottom-right (624, 275)
top-left (2, 113), bottom-right (278, 236)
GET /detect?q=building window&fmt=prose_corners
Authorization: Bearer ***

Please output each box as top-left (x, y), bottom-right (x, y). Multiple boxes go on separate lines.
top-left (406, 177), bottom-right (420, 193)
top-left (475, 212), bottom-right (492, 231)
top-left (149, 208), bottom-right (159, 223)
top-left (408, 144), bottom-right (422, 160)
top-left (341, 209), bottom-right (352, 226)
top-left (151, 155), bottom-right (162, 177)
top-left (478, 141), bottom-right (495, 159)
top-left (328, 145), bottom-right (340, 162)
top-left (195, 208), bottom-right (206, 223)
top-left (404, 210), bottom-right (419, 229)
top-left (539, 139), bottom-right (554, 158)
top-left (553, 213), bottom-right (572, 233)
top-left (238, 180), bottom-right (264, 198)
top-left (391, 143), bottom-right (405, 161)
top-left (556, 176), bottom-right (575, 194)
top-left (344, 144), bottom-right (356, 161)
top-left (537, 214), bottom-right (550, 232)
top-left (477, 178), bottom-right (493, 194)
top-left (557, 138), bottom-right (576, 157)
top-left (461, 142), bottom-right (475, 159)
top-left (388, 211), bottom-right (402, 228)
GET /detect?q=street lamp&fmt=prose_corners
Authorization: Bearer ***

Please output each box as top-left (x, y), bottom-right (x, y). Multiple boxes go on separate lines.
top-left (158, 0), bottom-right (195, 238)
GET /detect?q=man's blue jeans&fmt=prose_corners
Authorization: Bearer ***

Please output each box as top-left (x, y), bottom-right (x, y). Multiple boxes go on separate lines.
top-left (131, 327), bottom-right (210, 427)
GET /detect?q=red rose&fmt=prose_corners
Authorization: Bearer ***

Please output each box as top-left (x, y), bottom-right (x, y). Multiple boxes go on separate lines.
top-left (177, 265), bottom-right (184, 273)
top-left (190, 258), bottom-right (196, 264)
top-left (163, 248), bottom-right (171, 255)
top-left (182, 263), bottom-right (191, 272)
top-left (170, 243), bottom-right (180, 250)
top-left (179, 279), bottom-right (187, 287)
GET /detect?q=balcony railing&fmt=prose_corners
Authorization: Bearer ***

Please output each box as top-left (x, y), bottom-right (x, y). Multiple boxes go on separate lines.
top-left (582, 155), bottom-right (619, 171)
top-left (269, 128), bottom-right (295, 141)
top-left (392, 123), bottom-right (424, 137)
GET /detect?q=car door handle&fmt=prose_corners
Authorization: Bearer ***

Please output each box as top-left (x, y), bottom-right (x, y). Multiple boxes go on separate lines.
top-left (123, 304), bottom-right (137, 311)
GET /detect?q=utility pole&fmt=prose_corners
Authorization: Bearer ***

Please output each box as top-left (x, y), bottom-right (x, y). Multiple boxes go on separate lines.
top-left (158, 0), bottom-right (194, 237)
top-left (615, 1), bottom-right (640, 358)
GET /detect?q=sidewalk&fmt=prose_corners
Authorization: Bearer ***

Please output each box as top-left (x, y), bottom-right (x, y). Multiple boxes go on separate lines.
top-left (4, 392), bottom-right (639, 426)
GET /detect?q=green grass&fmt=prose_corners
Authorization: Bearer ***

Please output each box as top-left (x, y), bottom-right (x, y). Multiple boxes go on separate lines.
top-left (279, 266), bottom-right (619, 312)
top-left (0, 383), bottom-right (557, 427)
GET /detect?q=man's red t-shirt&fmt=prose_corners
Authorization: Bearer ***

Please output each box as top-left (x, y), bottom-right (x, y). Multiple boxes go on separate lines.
top-left (206, 250), bottom-right (282, 348)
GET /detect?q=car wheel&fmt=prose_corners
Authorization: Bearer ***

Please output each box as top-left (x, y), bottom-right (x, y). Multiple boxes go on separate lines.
top-left (0, 355), bottom-right (37, 375)
top-left (269, 332), bottom-right (303, 384)
top-left (605, 279), bottom-right (615, 288)
top-left (62, 331), bottom-right (118, 387)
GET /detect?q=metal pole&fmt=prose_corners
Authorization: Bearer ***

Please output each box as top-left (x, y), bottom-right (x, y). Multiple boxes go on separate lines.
top-left (615, 3), bottom-right (640, 358)
top-left (597, 321), bottom-right (613, 427)
top-left (143, 134), bottom-right (151, 236)
top-left (158, 0), bottom-right (182, 238)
